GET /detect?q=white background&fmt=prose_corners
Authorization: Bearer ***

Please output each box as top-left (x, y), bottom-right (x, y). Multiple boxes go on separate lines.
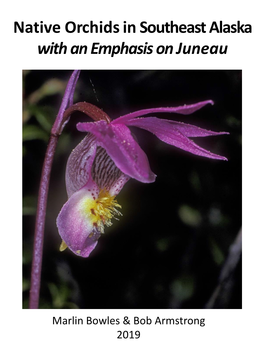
top-left (1, 1), bottom-right (263, 351)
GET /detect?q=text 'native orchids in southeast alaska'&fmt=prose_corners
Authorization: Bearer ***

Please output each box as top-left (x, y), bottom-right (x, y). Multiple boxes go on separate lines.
top-left (56, 99), bottom-right (228, 257)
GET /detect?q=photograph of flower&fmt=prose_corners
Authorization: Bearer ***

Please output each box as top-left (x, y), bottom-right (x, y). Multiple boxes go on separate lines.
top-left (23, 70), bottom-right (241, 309)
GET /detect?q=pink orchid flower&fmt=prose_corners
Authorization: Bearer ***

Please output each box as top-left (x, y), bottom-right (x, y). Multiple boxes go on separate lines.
top-left (57, 100), bottom-right (228, 257)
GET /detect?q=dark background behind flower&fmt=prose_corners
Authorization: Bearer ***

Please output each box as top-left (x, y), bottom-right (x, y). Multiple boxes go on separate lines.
top-left (23, 70), bottom-right (241, 309)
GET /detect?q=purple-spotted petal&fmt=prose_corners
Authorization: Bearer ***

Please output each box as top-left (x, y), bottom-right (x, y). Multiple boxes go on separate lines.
top-left (56, 187), bottom-right (101, 258)
top-left (77, 120), bottom-right (156, 183)
top-left (113, 100), bottom-right (214, 125)
top-left (126, 117), bottom-right (228, 160)
top-left (109, 173), bottom-right (130, 196)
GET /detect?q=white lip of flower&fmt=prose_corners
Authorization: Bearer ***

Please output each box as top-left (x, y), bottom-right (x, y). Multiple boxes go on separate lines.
top-left (82, 188), bottom-right (122, 234)
top-left (59, 189), bottom-right (122, 252)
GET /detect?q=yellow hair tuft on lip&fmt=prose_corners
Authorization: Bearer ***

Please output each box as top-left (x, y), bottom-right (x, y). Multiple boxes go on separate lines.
top-left (82, 189), bottom-right (122, 233)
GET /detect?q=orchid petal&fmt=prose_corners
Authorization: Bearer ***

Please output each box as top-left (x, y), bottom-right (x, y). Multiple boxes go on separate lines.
top-left (66, 133), bottom-right (97, 198)
top-left (126, 117), bottom-right (228, 160)
top-left (113, 100), bottom-right (214, 125)
top-left (56, 187), bottom-right (101, 258)
top-left (77, 121), bottom-right (156, 183)
top-left (168, 121), bottom-right (229, 138)
top-left (109, 173), bottom-right (130, 196)
top-left (126, 117), bottom-right (229, 138)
